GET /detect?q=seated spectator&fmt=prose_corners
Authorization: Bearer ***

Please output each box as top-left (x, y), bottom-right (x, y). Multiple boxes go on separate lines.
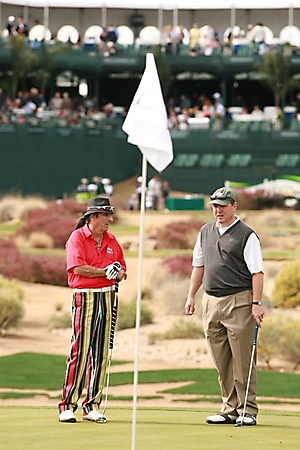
top-left (68, 111), bottom-right (81, 125)
top-left (199, 95), bottom-right (214, 118)
top-left (48, 92), bottom-right (63, 110)
top-left (246, 24), bottom-right (254, 43)
top-left (251, 105), bottom-right (263, 116)
top-left (252, 23), bottom-right (265, 45)
top-left (177, 107), bottom-right (190, 130)
top-left (6, 16), bottom-right (16, 35)
top-left (103, 102), bottom-right (115, 118)
top-left (16, 16), bottom-right (29, 37)
top-left (106, 25), bottom-right (118, 44)
top-left (167, 109), bottom-right (179, 129)
top-left (16, 113), bottom-right (26, 124)
top-left (61, 92), bottom-right (73, 113)
top-left (27, 87), bottom-right (41, 108)
top-left (189, 23), bottom-right (201, 53)
top-left (179, 95), bottom-right (191, 110)
top-left (169, 25), bottom-right (184, 55)
top-left (240, 106), bottom-right (249, 114)
top-left (23, 99), bottom-right (37, 115)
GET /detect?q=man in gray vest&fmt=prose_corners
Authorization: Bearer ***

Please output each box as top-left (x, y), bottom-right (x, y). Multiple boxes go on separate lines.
top-left (185, 187), bottom-right (264, 426)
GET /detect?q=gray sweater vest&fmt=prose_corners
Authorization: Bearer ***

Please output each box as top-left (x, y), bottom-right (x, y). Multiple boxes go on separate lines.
top-left (201, 220), bottom-right (254, 297)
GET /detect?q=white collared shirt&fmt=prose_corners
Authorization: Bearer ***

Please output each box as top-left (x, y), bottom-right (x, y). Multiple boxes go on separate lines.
top-left (193, 216), bottom-right (264, 274)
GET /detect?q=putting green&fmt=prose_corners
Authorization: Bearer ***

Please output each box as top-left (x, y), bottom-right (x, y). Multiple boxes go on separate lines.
top-left (0, 407), bottom-right (298, 449)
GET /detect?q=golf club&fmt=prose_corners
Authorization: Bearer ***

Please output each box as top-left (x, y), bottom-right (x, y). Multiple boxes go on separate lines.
top-left (235, 322), bottom-right (259, 428)
top-left (98, 280), bottom-right (119, 423)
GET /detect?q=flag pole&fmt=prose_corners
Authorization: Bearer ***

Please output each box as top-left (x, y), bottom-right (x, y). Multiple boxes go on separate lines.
top-left (122, 52), bottom-right (173, 449)
top-left (131, 154), bottom-right (147, 450)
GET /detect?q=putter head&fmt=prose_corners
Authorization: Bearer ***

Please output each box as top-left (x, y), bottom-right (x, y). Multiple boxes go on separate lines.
top-left (97, 415), bottom-right (107, 424)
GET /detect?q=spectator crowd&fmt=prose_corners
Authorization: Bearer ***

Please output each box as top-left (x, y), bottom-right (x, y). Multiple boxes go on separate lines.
top-left (125, 175), bottom-right (170, 211)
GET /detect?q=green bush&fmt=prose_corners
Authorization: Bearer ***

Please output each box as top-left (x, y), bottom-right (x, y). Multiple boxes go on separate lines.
top-left (272, 260), bottom-right (300, 307)
top-left (116, 300), bottom-right (154, 330)
top-left (0, 275), bottom-right (24, 335)
top-left (258, 315), bottom-right (300, 369)
top-left (279, 319), bottom-right (300, 370)
top-left (258, 316), bottom-right (284, 369)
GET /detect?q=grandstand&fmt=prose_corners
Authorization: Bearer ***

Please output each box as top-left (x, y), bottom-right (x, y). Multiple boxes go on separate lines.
top-left (0, 1), bottom-right (300, 199)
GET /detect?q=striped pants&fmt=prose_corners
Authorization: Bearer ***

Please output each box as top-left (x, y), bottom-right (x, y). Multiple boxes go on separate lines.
top-left (58, 288), bottom-right (116, 415)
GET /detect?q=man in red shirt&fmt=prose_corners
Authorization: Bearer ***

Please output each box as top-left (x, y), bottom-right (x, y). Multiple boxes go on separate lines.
top-left (58, 197), bottom-right (127, 423)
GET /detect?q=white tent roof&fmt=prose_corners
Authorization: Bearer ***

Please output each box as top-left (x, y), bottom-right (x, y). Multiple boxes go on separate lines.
top-left (1, 0), bottom-right (300, 8)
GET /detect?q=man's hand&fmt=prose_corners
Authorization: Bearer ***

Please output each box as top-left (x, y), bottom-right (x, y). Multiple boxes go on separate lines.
top-left (105, 262), bottom-right (122, 280)
top-left (252, 304), bottom-right (264, 327)
top-left (185, 298), bottom-right (196, 315)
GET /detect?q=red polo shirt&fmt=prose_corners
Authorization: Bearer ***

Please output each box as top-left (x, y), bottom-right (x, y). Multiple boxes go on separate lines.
top-left (66, 224), bottom-right (127, 289)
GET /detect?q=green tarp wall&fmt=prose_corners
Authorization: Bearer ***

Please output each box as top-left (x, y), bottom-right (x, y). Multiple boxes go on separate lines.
top-left (1, 123), bottom-right (300, 198)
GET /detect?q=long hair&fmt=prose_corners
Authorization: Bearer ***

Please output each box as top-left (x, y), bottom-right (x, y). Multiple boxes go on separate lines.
top-left (75, 216), bottom-right (87, 230)
top-left (75, 213), bottom-right (100, 230)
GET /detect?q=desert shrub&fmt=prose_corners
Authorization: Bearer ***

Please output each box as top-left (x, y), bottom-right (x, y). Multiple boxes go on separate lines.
top-left (49, 312), bottom-right (72, 330)
top-left (149, 220), bottom-right (205, 249)
top-left (148, 263), bottom-right (203, 318)
top-left (14, 210), bottom-right (76, 249)
top-left (148, 318), bottom-right (204, 344)
top-left (0, 275), bottom-right (24, 335)
top-left (28, 232), bottom-right (54, 249)
top-left (162, 254), bottom-right (192, 279)
top-left (116, 300), bottom-right (154, 330)
top-left (0, 195), bottom-right (47, 222)
top-left (257, 316), bottom-right (284, 369)
top-left (235, 189), bottom-right (288, 210)
top-left (0, 238), bottom-right (67, 286)
top-left (30, 255), bottom-right (68, 286)
top-left (278, 319), bottom-right (300, 369)
top-left (13, 199), bottom-right (87, 248)
top-left (272, 260), bottom-right (300, 307)
top-left (258, 315), bottom-right (300, 369)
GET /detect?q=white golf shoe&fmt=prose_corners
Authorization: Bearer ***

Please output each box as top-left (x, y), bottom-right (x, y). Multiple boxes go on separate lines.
top-left (83, 410), bottom-right (106, 423)
top-left (206, 413), bottom-right (237, 424)
top-left (59, 410), bottom-right (76, 423)
top-left (236, 413), bottom-right (257, 426)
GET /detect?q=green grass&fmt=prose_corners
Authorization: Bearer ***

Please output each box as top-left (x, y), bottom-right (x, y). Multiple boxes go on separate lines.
top-left (0, 222), bottom-right (19, 235)
top-left (21, 247), bottom-right (300, 260)
top-left (0, 407), bottom-right (299, 450)
top-left (262, 250), bottom-right (300, 260)
top-left (0, 353), bottom-right (299, 401)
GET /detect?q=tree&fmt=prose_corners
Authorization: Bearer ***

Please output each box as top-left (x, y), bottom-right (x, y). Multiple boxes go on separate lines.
top-left (31, 41), bottom-right (71, 98)
top-left (1, 34), bottom-right (38, 99)
top-left (254, 49), bottom-right (300, 107)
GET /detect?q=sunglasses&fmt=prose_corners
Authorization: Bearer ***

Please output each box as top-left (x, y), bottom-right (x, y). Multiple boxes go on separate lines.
top-left (210, 194), bottom-right (235, 201)
top-left (87, 205), bottom-right (115, 213)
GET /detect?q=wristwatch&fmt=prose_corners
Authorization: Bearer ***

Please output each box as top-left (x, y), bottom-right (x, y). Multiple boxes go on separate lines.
top-left (252, 301), bottom-right (262, 305)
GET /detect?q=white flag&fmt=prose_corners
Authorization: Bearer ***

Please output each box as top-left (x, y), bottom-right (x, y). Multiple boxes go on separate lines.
top-left (122, 53), bottom-right (173, 172)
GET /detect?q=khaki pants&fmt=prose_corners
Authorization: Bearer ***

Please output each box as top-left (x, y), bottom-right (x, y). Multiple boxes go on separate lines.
top-left (202, 290), bottom-right (258, 417)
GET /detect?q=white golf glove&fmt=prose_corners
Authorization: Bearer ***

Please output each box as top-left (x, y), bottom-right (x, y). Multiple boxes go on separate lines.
top-left (105, 261), bottom-right (122, 280)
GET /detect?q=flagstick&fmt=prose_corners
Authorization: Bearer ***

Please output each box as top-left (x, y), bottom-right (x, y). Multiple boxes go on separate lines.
top-left (131, 154), bottom-right (147, 450)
